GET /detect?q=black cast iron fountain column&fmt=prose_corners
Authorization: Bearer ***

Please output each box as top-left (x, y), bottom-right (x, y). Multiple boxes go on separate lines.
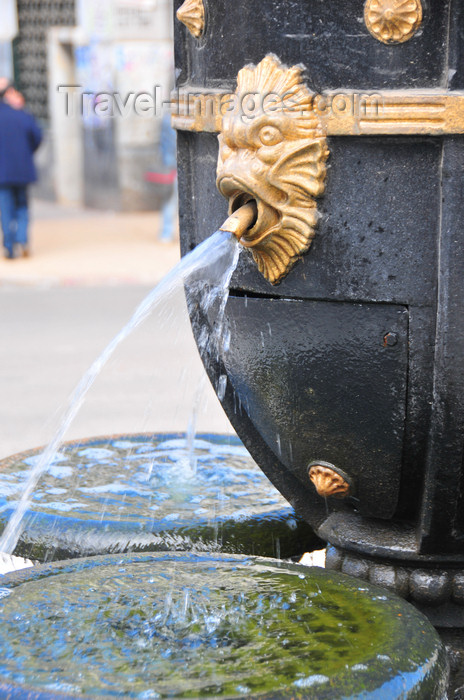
top-left (173, 0), bottom-right (464, 629)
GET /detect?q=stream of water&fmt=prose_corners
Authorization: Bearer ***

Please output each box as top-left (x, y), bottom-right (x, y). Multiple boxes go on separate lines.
top-left (0, 231), bottom-right (240, 555)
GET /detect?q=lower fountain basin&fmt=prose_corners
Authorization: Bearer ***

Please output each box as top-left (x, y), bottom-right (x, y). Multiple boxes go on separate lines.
top-left (0, 434), bottom-right (321, 562)
top-left (0, 552), bottom-right (447, 699)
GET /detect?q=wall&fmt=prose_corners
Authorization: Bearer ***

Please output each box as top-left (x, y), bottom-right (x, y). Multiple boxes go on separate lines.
top-left (52, 0), bottom-right (176, 211)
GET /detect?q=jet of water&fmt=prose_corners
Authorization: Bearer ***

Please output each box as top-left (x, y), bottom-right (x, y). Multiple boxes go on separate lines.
top-left (0, 231), bottom-right (240, 555)
top-left (185, 241), bottom-right (240, 471)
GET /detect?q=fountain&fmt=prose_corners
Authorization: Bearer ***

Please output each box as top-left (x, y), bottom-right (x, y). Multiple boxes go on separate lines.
top-left (172, 0), bottom-right (464, 627)
top-left (0, 204), bottom-right (449, 696)
top-left (170, 0), bottom-right (464, 693)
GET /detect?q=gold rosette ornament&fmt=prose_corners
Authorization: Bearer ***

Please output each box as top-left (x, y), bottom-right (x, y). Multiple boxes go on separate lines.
top-left (364, 0), bottom-right (423, 44)
top-left (216, 55), bottom-right (329, 285)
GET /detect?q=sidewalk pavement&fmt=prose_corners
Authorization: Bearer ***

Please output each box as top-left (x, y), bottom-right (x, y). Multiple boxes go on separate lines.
top-left (0, 199), bottom-right (180, 287)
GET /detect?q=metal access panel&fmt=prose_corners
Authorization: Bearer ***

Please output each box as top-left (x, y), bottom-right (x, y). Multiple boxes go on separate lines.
top-left (224, 296), bottom-right (409, 520)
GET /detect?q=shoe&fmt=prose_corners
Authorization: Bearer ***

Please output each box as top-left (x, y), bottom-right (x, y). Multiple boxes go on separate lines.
top-left (20, 244), bottom-right (30, 258)
top-left (4, 248), bottom-right (15, 259)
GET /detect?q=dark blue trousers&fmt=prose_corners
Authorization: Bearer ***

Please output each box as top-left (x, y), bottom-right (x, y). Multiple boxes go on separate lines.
top-left (0, 185), bottom-right (29, 257)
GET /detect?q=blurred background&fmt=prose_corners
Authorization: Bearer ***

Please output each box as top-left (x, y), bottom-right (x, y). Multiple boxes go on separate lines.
top-left (0, 0), bottom-right (234, 459)
top-left (1, 0), bottom-right (174, 209)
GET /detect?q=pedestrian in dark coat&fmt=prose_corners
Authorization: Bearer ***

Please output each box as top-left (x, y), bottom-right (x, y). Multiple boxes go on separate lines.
top-left (0, 79), bottom-right (42, 258)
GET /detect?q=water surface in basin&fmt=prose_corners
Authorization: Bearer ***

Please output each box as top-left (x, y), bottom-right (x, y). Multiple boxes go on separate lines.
top-left (0, 552), bottom-right (448, 699)
top-left (0, 435), bottom-right (319, 561)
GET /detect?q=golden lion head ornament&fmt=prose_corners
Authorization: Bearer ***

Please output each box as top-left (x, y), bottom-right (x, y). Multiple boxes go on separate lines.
top-left (216, 54), bottom-right (329, 285)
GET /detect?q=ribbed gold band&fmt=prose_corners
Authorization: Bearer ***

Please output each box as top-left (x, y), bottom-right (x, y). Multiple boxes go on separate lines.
top-left (171, 88), bottom-right (464, 136)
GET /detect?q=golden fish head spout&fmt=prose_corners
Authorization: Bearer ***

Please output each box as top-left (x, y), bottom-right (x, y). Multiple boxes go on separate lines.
top-left (216, 54), bottom-right (329, 285)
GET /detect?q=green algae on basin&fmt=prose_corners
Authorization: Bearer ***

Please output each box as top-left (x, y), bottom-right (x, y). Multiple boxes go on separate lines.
top-left (0, 552), bottom-right (448, 699)
top-left (0, 434), bottom-right (320, 562)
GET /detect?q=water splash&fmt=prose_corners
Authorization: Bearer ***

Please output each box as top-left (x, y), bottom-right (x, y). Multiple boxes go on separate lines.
top-left (185, 373), bottom-right (207, 473)
top-left (0, 231), bottom-right (239, 555)
top-left (217, 375), bottom-right (227, 401)
top-left (185, 241), bottom-right (240, 471)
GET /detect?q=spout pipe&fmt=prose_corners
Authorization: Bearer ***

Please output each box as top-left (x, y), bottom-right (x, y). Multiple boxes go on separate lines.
top-left (219, 201), bottom-right (257, 241)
